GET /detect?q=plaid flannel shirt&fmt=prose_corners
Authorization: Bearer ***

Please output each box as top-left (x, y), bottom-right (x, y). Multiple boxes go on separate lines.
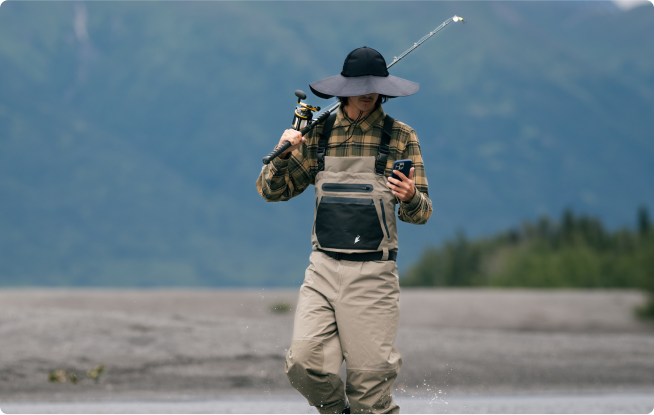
top-left (256, 105), bottom-right (432, 225)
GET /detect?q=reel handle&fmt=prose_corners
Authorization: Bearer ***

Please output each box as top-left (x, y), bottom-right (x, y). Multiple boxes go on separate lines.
top-left (262, 109), bottom-right (333, 165)
top-left (295, 90), bottom-right (307, 102)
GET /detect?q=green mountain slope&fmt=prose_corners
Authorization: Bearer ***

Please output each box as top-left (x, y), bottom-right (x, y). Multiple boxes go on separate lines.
top-left (0, 1), bottom-right (652, 286)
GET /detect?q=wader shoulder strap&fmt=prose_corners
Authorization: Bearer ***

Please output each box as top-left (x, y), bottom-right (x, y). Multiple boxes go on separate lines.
top-left (375, 115), bottom-right (395, 176)
top-left (317, 112), bottom-right (394, 174)
top-left (317, 112), bottom-right (337, 172)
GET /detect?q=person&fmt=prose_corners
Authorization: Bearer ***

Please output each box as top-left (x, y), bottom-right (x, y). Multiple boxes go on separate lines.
top-left (256, 46), bottom-right (432, 414)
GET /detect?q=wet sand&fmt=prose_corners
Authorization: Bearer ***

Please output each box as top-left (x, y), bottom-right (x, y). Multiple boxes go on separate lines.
top-left (1, 288), bottom-right (653, 411)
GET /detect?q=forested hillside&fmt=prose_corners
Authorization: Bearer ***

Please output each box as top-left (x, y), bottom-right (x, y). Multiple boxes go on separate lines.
top-left (402, 206), bottom-right (654, 316)
top-left (0, 1), bottom-right (653, 286)
top-left (402, 206), bottom-right (654, 289)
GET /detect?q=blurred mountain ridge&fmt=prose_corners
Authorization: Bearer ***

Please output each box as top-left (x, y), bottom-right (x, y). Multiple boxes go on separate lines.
top-left (0, 1), bottom-right (652, 286)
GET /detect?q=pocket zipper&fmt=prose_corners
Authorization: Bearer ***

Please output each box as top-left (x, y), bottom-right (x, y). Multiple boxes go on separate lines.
top-left (322, 183), bottom-right (373, 193)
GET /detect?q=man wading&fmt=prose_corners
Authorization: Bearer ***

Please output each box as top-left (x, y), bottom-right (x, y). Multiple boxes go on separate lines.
top-left (256, 47), bottom-right (432, 414)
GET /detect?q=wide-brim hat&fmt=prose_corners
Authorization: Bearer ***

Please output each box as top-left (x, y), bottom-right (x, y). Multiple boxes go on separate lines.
top-left (309, 46), bottom-right (419, 99)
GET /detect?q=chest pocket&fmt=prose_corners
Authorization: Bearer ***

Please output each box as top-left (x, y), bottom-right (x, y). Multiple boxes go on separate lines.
top-left (315, 185), bottom-right (386, 250)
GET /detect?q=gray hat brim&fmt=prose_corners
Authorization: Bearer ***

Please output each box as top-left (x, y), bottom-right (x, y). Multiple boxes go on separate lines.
top-left (309, 74), bottom-right (419, 99)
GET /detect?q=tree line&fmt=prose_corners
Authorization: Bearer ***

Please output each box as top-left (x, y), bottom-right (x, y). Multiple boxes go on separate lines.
top-left (402, 207), bottom-right (654, 316)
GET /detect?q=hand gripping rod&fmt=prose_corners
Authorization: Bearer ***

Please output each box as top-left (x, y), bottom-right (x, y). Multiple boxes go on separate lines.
top-left (262, 15), bottom-right (465, 165)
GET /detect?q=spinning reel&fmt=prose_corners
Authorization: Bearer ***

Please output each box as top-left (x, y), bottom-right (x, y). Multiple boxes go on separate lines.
top-left (292, 90), bottom-right (320, 131)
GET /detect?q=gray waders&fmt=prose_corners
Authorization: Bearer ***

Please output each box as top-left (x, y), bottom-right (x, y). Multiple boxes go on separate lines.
top-left (285, 114), bottom-right (402, 414)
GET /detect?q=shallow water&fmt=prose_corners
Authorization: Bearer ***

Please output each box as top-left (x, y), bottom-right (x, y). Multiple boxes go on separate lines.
top-left (0, 394), bottom-right (654, 415)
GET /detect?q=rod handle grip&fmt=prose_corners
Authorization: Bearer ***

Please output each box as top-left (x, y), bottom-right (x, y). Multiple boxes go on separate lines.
top-left (299, 110), bottom-right (331, 135)
top-left (262, 109), bottom-right (333, 165)
top-left (262, 141), bottom-right (292, 165)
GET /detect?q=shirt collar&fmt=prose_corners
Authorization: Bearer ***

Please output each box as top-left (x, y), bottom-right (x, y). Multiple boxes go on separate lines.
top-left (334, 104), bottom-right (386, 134)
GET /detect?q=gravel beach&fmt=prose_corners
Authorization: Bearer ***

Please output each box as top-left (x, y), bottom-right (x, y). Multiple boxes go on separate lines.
top-left (1, 288), bottom-right (653, 413)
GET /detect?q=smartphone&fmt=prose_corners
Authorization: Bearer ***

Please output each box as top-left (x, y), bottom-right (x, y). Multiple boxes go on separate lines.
top-left (390, 159), bottom-right (412, 182)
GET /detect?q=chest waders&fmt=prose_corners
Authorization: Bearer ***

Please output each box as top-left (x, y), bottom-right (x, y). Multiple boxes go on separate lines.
top-left (312, 113), bottom-right (398, 260)
top-left (285, 113), bottom-right (402, 414)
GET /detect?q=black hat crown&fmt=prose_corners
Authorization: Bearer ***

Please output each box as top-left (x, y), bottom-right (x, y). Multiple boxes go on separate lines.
top-left (309, 46), bottom-right (418, 99)
top-left (341, 47), bottom-right (389, 78)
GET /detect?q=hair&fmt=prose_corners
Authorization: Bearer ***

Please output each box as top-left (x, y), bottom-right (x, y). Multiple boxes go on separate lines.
top-left (338, 95), bottom-right (390, 109)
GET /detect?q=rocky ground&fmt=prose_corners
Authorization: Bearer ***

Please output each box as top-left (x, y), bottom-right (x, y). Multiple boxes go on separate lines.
top-left (0, 288), bottom-right (653, 412)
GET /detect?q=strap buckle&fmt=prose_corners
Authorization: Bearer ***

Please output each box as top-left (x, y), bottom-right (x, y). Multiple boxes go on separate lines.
top-left (375, 152), bottom-right (388, 176)
top-left (375, 115), bottom-right (394, 176)
top-left (316, 148), bottom-right (325, 170)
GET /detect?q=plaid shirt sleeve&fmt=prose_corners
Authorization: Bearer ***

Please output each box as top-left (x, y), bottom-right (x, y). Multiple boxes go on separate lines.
top-left (394, 125), bottom-right (433, 225)
top-left (256, 129), bottom-right (318, 202)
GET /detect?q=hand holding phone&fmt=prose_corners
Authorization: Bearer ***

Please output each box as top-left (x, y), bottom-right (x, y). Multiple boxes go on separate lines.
top-left (388, 159), bottom-right (415, 203)
top-left (390, 159), bottom-right (412, 182)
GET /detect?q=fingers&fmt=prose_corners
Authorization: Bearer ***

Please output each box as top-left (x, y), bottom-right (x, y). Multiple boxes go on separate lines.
top-left (388, 171), bottom-right (412, 187)
top-left (282, 129), bottom-right (304, 146)
top-left (279, 129), bottom-right (305, 155)
top-left (387, 176), bottom-right (400, 186)
top-left (393, 170), bottom-right (408, 181)
top-left (387, 168), bottom-right (416, 203)
top-left (387, 174), bottom-right (408, 192)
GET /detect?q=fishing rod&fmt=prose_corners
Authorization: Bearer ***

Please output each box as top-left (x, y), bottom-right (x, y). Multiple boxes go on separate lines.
top-left (262, 15), bottom-right (465, 165)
